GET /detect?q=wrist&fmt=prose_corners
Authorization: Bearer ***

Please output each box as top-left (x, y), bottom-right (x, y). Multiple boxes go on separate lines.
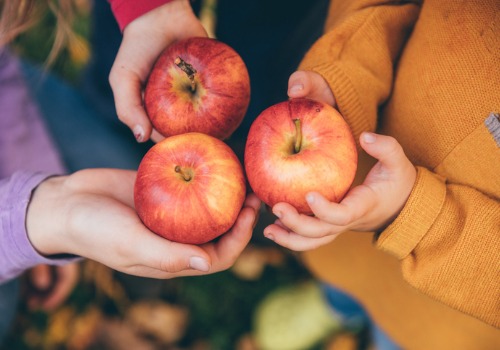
top-left (26, 175), bottom-right (70, 257)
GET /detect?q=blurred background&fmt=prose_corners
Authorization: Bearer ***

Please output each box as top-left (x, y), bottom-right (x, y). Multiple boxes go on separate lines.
top-left (1, 0), bottom-right (365, 349)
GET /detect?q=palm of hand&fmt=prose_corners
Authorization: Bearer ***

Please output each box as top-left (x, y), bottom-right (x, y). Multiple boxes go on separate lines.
top-left (27, 169), bottom-right (259, 279)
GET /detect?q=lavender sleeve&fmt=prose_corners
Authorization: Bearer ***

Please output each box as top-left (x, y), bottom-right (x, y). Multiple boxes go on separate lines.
top-left (0, 172), bottom-right (78, 283)
top-left (0, 47), bottom-right (80, 284)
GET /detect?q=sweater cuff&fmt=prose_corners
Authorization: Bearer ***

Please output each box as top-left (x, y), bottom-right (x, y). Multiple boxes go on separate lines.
top-left (0, 172), bottom-right (80, 284)
top-left (376, 167), bottom-right (447, 259)
top-left (109, 0), bottom-right (174, 32)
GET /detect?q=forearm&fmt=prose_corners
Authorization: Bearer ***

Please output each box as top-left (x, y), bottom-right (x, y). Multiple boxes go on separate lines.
top-left (0, 172), bottom-right (78, 284)
top-left (299, 1), bottom-right (421, 142)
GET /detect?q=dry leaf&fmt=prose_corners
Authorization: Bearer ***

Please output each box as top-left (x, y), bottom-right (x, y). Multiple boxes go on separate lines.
top-left (94, 318), bottom-right (157, 350)
top-left (324, 332), bottom-right (359, 350)
top-left (236, 333), bottom-right (259, 350)
top-left (126, 300), bottom-right (189, 345)
top-left (66, 306), bottom-right (103, 350)
top-left (231, 245), bottom-right (286, 280)
top-left (23, 328), bottom-right (43, 349)
top-left (82, 261), bottom-right (129, 309)
top-left (43, 306), bottom-right (76, 348)
top-left (231, 245), bottom-right (267, 280)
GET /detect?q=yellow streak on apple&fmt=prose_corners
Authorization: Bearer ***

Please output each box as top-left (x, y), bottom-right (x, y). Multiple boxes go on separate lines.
top-left (195, 157), bottom-right (245, 223)
top-left (168, 66), bottom-right (207, 111)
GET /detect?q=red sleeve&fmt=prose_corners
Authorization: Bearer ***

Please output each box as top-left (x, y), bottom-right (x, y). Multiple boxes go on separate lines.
top-left (108, 0), bottom-right (174, 31)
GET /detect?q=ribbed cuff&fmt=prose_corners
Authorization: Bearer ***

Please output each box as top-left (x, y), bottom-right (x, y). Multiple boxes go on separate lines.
top-left (376, 167), bottom-right (447, 259)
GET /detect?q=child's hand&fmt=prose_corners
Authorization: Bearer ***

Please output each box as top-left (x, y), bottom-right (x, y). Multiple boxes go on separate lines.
top-left (264, 132), bottom-right (417, 251)
top-left (109, 0), bottom-right (207, 143)
top-left (25, 263), bottom-right (79, 311)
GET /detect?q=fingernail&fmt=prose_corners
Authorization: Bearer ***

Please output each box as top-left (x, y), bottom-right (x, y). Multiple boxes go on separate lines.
top-left (189, 257), bottom-right (210, 272)
top-left (289, 84), bottom-right (304, 95)
top-left (306, 193), bottom-right (315, 204)
top-left (264, 231), bottom-right (275, 241)
top-left (362, 132), bottom-right (376, 144)
top-left (133, 125), bottom-right (144, 143)
top-left (273, 210), bottom-right (282, 219)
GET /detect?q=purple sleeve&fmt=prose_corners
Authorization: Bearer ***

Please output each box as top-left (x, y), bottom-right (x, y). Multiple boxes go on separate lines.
top-left (0, 47), bottom-right (80, 283)
top-left (0, 172), bottom-right (79, 283)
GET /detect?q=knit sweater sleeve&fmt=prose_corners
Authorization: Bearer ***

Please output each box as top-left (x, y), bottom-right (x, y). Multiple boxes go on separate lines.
top-left (108, 0), bottom-right (173, 31)
top-left (377, 117), bottom-right (500, 326)
top-left (298, 0), bottom-right (421, 143)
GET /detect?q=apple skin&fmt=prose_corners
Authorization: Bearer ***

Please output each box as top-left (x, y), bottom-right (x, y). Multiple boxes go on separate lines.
top-left (144, 37), bottom-right (251, 140)
top-left (244, 98), bottom-right (358, 215)
top-left (134, 132), bottom-right (246, 244)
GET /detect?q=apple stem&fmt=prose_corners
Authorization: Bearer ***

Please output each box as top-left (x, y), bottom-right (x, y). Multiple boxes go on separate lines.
top-left (293, 118), bottom-right (302, 153)
top-left (175, 165), bottom-right (192, 181)
top-left (175, 56), bottom-right (197, 92)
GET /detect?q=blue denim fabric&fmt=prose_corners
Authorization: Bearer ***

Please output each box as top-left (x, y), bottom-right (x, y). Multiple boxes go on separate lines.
top-left (20, 62), bottom-right (150, 173)
top-left (0, 279), bottom-right (19, 345)
top-left (320, 283), bottom-right (401, 350)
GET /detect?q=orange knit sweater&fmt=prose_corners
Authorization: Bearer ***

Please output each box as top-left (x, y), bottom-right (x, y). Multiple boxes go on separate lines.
top-left (299, 0), bottom-right (500, 348)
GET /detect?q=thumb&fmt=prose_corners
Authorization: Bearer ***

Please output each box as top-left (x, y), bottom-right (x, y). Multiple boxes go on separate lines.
top-left (360, 132), bottom-right (408, 169)
top-left (287, 70), bottom-right (336, 106)
top-left (109, 65), bottom-right (153, 143)
top-left (142, 236), bottom-right (213, 273)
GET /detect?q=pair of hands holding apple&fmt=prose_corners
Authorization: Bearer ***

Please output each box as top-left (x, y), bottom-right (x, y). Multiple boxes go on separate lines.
top-left (264, 72), bottom-right (417, 251)
top-left (25, 1), bottom-right (254, 299)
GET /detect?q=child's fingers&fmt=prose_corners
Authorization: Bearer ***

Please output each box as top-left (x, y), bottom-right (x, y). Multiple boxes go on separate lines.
top-left (287, 70), bottom-right (336, 106)
top-left (263, 222), bottom-right (337, 251)
top-left (109, 67), bottom-right (152, 143)
top-left (30, 264), bottom-right (52, 291)
top-left (39, 264), bottom-right (80, 311)
top-left (307, 187), bottom-right (378, 228)
top-left (288, 70), bottom-right (309, 97)
top-left (360, 132), bottom-right (408, 170)
top-left (272, 202), bottom-right (336, 238)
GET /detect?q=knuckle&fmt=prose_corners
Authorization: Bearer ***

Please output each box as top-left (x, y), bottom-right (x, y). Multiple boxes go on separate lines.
top-left (218, 253), bottom-right (238, 271)
top-left (283, 219), bottom-right (301, 234)
top-left (314, 210), bottom-right (331, 223)
top-left (108, 77), bottom-right (117, 91)
top-left (115, 107), bottom-right (133, 124)
top-left (114, 239), bottom-right (136, 263)
top-left (108, 68), bottom-right (120, 88)
top-left (386, 136), bottom-right (403, 156)
top-left (336, 213), bottom-right (354, 227)
top-left (158, 255), bottom-right (186, 273)
top-left (64, 170), bottom-right (90, 190)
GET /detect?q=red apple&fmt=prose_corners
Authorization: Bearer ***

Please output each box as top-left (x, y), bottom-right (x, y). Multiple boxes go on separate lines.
top-left (144, 37), bottom-right (251, 140)
top-left (134, 132), bottom-right (246, 244)
top-left (244, 98), bottom-right (357, 215)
